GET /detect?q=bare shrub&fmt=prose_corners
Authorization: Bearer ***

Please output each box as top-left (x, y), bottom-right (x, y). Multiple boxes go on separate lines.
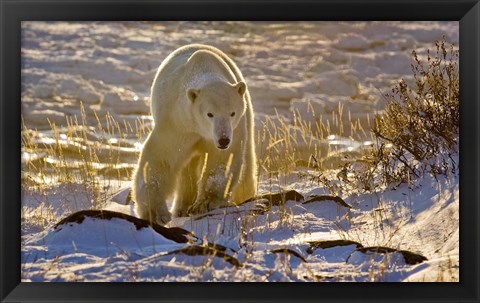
top-left (342, 38), bottom-right (459, 190)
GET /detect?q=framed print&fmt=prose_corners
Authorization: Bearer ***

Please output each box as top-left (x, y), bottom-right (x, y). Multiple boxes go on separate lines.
top-left (1, 0), bottom-right (479, 302)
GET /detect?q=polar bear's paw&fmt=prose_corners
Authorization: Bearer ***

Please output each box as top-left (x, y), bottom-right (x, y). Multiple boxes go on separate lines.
top-left (158, 213), bottom-right (172, 226)
top-left (187, 201), bottom-right (206, 216)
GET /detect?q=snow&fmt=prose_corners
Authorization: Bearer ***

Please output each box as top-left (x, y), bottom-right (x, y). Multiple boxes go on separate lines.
top-left (335, 33), bottom-right (371, 51)
top-left (20, 21), bottom-right (458, 282)
top-left (21, 21), bottom-right (459, 131)
top-left (21, 171), bottom-right (459, 282)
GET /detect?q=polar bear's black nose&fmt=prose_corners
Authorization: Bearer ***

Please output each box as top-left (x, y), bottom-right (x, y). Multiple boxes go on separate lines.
top-left (218, 137), bottom-right (230, 149)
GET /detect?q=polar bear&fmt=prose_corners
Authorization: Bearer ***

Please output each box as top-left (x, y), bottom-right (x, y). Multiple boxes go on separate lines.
top-left (132, 44), bottom-right (257, 225)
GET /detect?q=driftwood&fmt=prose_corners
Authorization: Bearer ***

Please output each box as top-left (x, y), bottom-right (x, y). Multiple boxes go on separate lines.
top-left (307, 240), bottom-right (427, 265)
top-left (271, 248), bottom-right (307, 263)
top-left (163, 245), bottom-right (241, 267)
top-left (354, 246), bottom-right (428, 265)
top-left (306, 239), bottom-right (363, 254)
top-left (54, 209), bottom-right (195, 244)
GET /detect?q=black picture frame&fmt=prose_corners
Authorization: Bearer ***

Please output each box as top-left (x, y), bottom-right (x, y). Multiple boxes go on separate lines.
top-left (1, 0), bottom-right (479, 302)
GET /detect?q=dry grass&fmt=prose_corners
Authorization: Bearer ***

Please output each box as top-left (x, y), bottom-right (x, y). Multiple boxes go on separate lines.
top-left (21, 102), bottom-right (151, 231)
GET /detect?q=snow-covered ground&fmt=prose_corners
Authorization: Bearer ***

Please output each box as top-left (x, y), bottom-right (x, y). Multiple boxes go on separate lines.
top-left (22, 172), bottom-right (458, 282)
top-left (21, 21), bottom-right (459, 282)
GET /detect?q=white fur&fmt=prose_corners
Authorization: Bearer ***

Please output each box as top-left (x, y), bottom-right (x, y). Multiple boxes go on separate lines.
top-left (133, 44), bottom-right (257, 225)
top-left (185, 72), bottom-right (226, 90)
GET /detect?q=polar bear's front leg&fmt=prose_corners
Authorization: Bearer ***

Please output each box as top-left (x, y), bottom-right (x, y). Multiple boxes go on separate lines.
top-left (133, 160), bottom-right (173, 225)
top-left (172, 156), bottom-right (201, 217)
top-left (187, 153), bottom-right (238, 215)
top-left (230, 157), bottom-right (257, 205)
top-left (188, 174), bottom-right (228, 215)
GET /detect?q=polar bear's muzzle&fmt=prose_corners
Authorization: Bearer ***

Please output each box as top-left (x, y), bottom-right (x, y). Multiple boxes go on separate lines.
top-left (213, 117), bottom-right (232, 150)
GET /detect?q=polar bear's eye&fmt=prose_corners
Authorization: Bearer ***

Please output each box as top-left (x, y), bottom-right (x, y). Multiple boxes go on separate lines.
top-left (230, 112), bottom-right (235, 117)
top-left (207, 113), bottom-right (214, 118)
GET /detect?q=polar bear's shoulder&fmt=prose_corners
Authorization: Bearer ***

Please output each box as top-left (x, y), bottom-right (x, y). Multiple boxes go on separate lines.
top-left (187, 49), bottom-right (220, 62)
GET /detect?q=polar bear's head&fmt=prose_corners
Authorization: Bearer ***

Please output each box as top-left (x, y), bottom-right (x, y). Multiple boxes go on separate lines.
top-left (187, 81), bottom-right (247, 150)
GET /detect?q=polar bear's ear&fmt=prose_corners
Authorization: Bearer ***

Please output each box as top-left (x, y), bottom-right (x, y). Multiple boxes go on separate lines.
top-left (187, 89), bottom-right (200, 103)
top-left (235, 81), bottom-right (247, 96)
